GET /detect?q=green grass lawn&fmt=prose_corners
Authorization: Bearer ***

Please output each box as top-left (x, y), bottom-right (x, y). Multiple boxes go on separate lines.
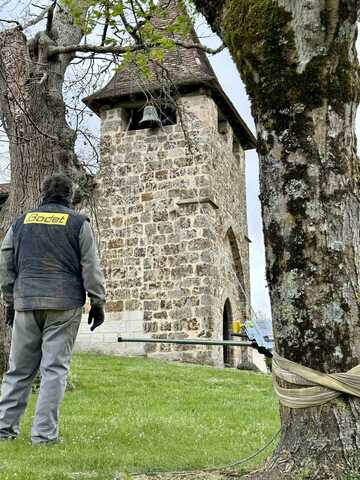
top-left (0, 354), bottom-right (279, 480)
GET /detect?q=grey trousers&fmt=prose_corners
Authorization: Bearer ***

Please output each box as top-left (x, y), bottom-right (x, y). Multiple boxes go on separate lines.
top-left (0, 308), bottom-right (82, 443)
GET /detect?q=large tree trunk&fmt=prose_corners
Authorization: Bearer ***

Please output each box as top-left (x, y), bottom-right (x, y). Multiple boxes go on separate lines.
top-left (193, 0), bottom-right (360, 478)
top-left (0, 4), bottom-right (87, 374)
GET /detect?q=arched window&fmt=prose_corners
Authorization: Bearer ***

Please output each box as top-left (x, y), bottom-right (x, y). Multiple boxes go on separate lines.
top-left (225, 227), bottom-right (247, 314)
top-left (223, 298), bottom-right (233, 366)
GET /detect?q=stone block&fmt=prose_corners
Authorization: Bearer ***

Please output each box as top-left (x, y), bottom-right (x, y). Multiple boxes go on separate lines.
top-left (132, 224), bottom-right (144, 235)
top-left (145, 224), bottom-right (157, 236)
top-left (152, 234), bottom-right (166, 245)
top-left (125, 300), bottom-right (141, 310)
top-left (106, 301), bottom-right (124, 312)
top-left (143, 258), bottom-right (152, 270)
top-left (171, 264), bottom-right (193, 278)
top-left (143, 311), bottom-right (153, 321)
top-left (140, 212), bottom-right (152, 223)
top-left (157, 223), bottom-right (174, 234)
top-left (155, 170), bottom-right (168, 180)
top-left (160, 321), bottom-right (172, 331)
top-left (144, 270), bottom-right (157, 282)
top-left (160, 299), bottom-right (172, 309)
top-left (144, 300), bottom-right (159, 311)
top-left (126, 237), bottom-right (138, 247)
top-left (153, 210), bottom-right (169, 222)
top-left (166, 234), bottom-right (181, 244)
top-left (111, 217), bottom-right (123, 228)
top-left (177, 217), bottom-right (191, 229)
top-left (163, 244), bottom-right (180, 255)
top-left (196, 264), bottom-right (213, 276)
top-left (186, 318), bottom-right (200, 331)
top-left (144, 321), bottom-right (158, 333)
top-left (188, 238), bottom-right (210, 251)
top-left (109, 238), bottom-right (124, 249)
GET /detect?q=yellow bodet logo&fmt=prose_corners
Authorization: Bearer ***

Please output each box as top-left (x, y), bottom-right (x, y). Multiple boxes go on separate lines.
top-left (24, 212), bottom-right (69, 226)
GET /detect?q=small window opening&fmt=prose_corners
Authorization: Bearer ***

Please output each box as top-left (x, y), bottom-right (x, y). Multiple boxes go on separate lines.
top-left (125, 105), bottom-right (177, 131)
top-left (218, 119), bottom-right (228, 135)
top-left (233, 139), bottom-right (240, 155)
top-left (217, 108), bottom-right (228, 136)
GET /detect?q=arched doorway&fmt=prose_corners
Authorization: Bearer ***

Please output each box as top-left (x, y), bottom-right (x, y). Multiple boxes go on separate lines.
top-left (225, 227), bottom-right (246, 305)
top-left (223, 299), bottom-right (233, 366)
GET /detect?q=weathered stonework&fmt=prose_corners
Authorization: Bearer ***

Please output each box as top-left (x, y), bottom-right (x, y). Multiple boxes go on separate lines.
top-left (76, 92), bottom-right (253, 367)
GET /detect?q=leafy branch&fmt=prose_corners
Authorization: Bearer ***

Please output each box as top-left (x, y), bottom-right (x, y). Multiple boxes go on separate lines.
top-left (48, 38), bottom-right (225, 57)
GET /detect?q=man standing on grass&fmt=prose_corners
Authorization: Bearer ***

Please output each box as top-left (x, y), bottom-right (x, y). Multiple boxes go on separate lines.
top-left (0, 174), bottom-right (106, 444)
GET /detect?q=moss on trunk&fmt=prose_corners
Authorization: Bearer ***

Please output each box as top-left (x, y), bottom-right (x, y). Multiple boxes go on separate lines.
top-left (221, 0), bottom-right (359, 124)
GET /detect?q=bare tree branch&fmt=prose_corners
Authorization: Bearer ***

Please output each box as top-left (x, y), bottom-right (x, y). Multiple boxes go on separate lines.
top-left (23, 4), bottom-right (52, 30)
top-left (171, 40), bottom-right (225, 55)
top-left (0, 18), bottom-right (21, 27)
top-left (0, 3), bottom-right (54, 31)
top-left (119, 8), bottom-right (140, 44)
top-left (100, 3), bottom-right (109, 46)
top-left (45, 0), bottom-right (56, 35)
top-left (48, 39), bottom-right (225, 58)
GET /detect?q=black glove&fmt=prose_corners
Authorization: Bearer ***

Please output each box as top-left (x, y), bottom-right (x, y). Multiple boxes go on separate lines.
top-left (5, 304), bottom-right (15, 328)
top-left (88, 304), bottom-right (105, 332)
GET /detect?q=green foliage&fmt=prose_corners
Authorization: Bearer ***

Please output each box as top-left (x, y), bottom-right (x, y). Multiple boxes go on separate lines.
top-left (0, 353), bottom-right (279, 479)
top-left (62, 0), bottom-right (196, 77)
top-left (62, 0), bottom-right (99, 32)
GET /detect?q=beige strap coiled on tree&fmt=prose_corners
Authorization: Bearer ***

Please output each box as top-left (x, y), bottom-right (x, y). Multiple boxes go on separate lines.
top-left (272, 352), bottom-right (360, 408)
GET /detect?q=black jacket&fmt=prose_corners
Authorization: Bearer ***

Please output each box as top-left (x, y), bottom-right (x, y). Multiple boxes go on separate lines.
top-left (0, 202), bottom-right (106, 310)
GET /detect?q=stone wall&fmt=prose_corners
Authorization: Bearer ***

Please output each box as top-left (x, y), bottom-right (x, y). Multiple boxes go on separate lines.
top-left (75, 92), bottom-right (252, 367)
top-left (74, 311), bottom-right (146, 356)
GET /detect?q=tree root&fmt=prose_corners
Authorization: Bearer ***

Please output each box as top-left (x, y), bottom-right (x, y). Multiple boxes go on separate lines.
top-left (238, 457), bottom-right (357, 480)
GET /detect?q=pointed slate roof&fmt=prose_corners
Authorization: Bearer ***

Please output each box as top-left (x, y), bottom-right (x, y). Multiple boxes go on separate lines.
top-left (83, 0), bottom-right (256, 149)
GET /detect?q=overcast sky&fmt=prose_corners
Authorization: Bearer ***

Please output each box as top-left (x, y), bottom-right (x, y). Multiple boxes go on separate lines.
top-left (207, 50), bottom-right (271, 318)
top-left (200, 24), bottom-right (271, 317)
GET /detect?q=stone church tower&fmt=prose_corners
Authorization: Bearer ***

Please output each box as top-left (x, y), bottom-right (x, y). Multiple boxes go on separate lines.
top-left (78, 0), bottom-right (256, 367)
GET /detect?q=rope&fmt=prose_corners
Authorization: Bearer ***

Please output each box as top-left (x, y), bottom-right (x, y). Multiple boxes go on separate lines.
top-left (272, 352), bottom-right (360, 409)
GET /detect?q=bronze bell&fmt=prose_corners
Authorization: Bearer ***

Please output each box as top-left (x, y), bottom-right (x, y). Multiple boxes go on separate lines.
top-left (139, 105), bottom-right (162, 128)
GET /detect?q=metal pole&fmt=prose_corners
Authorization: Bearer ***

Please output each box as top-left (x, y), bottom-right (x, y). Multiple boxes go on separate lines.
top-left (117, 337), bottom-right (253, 347)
